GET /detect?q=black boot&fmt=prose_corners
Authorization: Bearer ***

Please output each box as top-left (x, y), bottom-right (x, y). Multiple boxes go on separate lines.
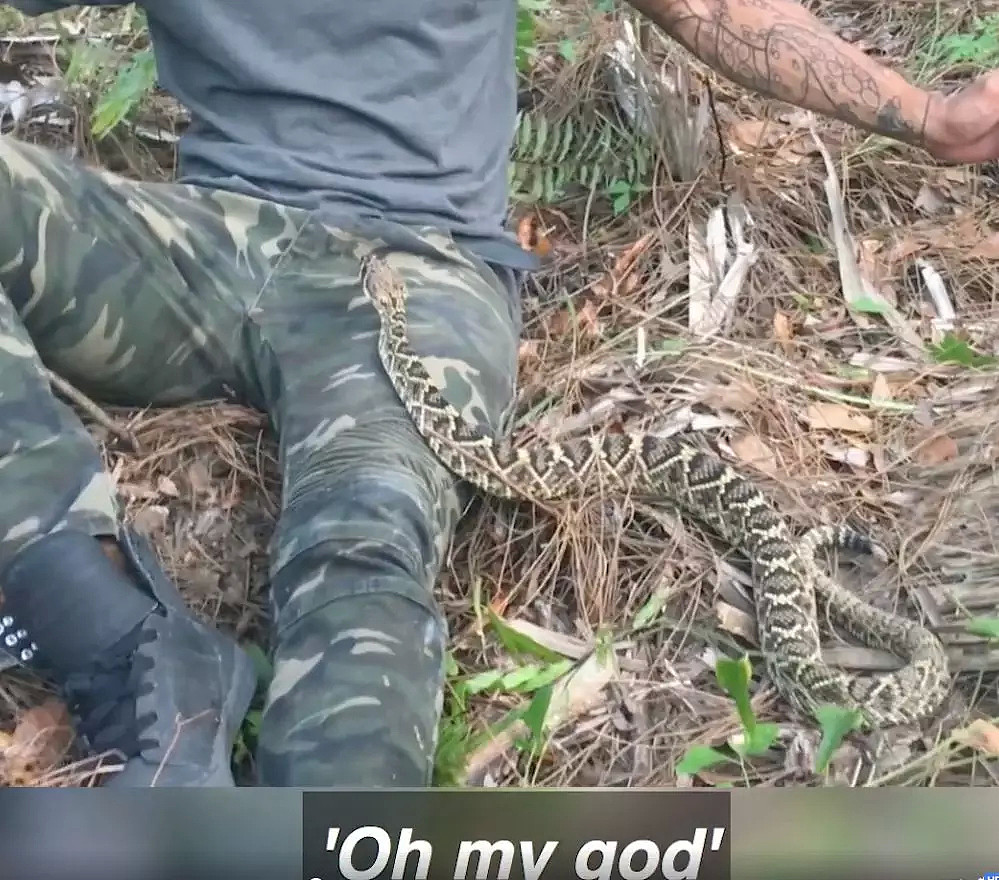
top-left (0, 529), bottom-right (257, 787)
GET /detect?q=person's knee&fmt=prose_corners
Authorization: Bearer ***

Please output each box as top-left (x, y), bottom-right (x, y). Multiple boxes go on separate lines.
top-left (256, 590), bottom-right (445, 787)
top-left (273, 424), bottom-right (460, 598)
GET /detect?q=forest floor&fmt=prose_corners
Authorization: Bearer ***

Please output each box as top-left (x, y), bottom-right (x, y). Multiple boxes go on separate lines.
top-left (3, 0), bottom-right (999, 789)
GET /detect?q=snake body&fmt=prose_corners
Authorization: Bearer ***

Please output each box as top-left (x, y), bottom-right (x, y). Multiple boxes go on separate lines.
top-left (361, 255), bottom-right (950, 728)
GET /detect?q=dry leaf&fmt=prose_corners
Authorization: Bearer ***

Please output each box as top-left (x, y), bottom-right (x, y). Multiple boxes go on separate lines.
top-left (805, 403), bottom-right (873, 434)
top-left (157, 476), bottom-right (179, 498)
top-left (914, 433), bottom-right (958, 465)
top-left (132, 504), bottom-right (169, 536)
top-left (702, 380), bottom-right (758, 412)
top-left (821, 439), bottom-right (870, 470)
top-left (187, 461), bottom-right (212, 494)
top-left (728, 119), bottom-right (785, 152)
top-left (730, 432), bottom-right (778, 476)
top-left (914, 183), bottom-right (948, 216)
top-left (611, 233), bottom-right (653, 283)
top-left (516, 213), bottom-right (552, 257)
top-left (968, 232), bottom-right (999, 261)
top-left (577, 300), bottom-right (602, 338)
top-left (716, 600), bottom-right (758, 643)
top-left (954, 719), bottom-right (999, 756)
top-left (773, 311), bottom-right (793, 343)
top-left (871, 373), bottom-right (891, 403)
top-left (1, 699), bottom-right (74, 784)
top-left (545, 307), bottom-right (572, 337)
top-left (517, 339), bottom-right (541, 367)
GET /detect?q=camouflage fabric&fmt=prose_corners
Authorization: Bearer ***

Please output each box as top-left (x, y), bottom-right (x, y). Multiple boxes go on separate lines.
top-left (0, 134), bottom-right (521, 785)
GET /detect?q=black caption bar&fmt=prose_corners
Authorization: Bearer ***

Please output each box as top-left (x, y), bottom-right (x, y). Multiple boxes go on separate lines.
top-left (303, 790), bottom-right (731, 880)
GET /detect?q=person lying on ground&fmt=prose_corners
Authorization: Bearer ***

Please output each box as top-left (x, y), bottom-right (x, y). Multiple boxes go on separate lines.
top-left (0, 0), bottom-right (996, 787)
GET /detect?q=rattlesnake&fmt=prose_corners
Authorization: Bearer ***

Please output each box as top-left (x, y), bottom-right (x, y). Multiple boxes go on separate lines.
top-left (360, 254), bottom-right (950, 728)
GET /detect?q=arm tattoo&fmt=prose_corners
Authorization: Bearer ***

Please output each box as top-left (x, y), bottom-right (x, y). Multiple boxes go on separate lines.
top-left (644, 0), bottom-right (930, 144)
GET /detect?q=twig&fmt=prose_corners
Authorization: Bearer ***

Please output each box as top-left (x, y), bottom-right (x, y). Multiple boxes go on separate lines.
top-left (150, 709), bottom-right (213, 787)
top-left (45, 369), bottom-right (140, 453)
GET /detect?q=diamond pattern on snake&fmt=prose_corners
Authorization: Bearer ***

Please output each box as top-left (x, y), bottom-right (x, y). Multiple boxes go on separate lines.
top-left (361, 254), bottom-right (950, 729)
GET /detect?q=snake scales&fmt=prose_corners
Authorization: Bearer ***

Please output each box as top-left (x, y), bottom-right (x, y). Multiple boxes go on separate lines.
top-left (361, 255), bottom-right (950, 729)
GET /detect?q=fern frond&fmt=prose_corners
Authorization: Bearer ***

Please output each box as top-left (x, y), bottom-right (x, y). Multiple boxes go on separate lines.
top-left (508, 109), bottom-right (655, 205)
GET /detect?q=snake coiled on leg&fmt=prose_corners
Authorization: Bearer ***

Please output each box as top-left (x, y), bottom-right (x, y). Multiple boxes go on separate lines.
top-left (360, 255), bottom-right (950, 728)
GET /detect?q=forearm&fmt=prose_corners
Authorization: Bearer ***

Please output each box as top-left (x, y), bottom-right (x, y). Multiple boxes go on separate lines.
top-left (4, 0), bottom-right (125, 14)
top-left (629, 0), bottom-right (933, 145)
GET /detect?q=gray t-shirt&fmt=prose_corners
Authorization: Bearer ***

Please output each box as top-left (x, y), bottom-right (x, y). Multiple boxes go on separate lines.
top-left (10, 0), bottom-right (536, 271)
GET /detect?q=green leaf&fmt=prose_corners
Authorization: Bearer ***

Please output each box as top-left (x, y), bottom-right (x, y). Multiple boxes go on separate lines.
top-left (632, 592), bottom-right (666, 631)
top-left (849, 295), bottom-right (890, 315)
top-left (928, 333), bottom-right (998, 369)
top-left (715, 655), bottom-right (757, 733)
top-left (458, 659), bottom-right (574, 698)
top-left (966, 617), bottom-right (999, 640)
top-left (521, 682), bottom-right (555, 742)
top-left (729, 722), bottom-right (778, 759)
top-left (558, 39), bottom-right (577, 62)
top-left (745, 722), bottom-right (780, 755)
top-left (676, 745), bottom-right (732, 775)
top-left (91, 48), bottom-right (157, 139)
top-left (813, 704), bottom-right (864, 774)
top-left (505, 659), bottom-right (574, 693)
top-left (241, 642), bottom-right (273, 688)
top-left (488, 608), bottom-right (565, 663)
top-left (460, 668), bottom-right (507, 695)
top-left (242, 709), bottom-right (262, 737)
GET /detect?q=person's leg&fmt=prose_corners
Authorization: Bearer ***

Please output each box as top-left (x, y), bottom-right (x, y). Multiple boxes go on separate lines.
top-left (0, 135), bottom-right (268, 785)
top-left (250, 222), bottom-right (520, 785)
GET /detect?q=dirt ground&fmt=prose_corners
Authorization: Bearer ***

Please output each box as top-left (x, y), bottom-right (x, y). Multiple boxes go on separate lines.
top-left (4, 0), bottom-right (999, 788)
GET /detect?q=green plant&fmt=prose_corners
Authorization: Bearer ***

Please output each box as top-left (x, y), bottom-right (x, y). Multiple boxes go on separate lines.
top-left (928, 333), bottom-right (998, 369)
top-left (508, 109), bottom-right (654, 205)
top-left (516, 0), bottom-right (550, 73)
top-left (59, 11), bottom-right (158, 140)
top-left (91, 47), bottom-right (157, 138)
top-left (675, 656), bottom-right (862, 783)
top-left (231, 642), bottom-right (272, 770)
top-left (917, 14), bottom-right (999, 76)
top-left (433, 611), bottom-right (584, 784)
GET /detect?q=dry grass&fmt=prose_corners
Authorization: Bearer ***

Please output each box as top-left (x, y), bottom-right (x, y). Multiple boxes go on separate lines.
top-left (4, 0), bottom-right (999, 788)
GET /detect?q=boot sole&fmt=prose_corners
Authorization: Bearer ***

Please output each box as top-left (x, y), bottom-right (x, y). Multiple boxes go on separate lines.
top-left (197, 631), bottom-right (259, 787)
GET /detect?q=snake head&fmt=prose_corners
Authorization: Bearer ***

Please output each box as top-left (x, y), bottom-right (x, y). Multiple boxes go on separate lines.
top-left (363, 256), bottom-right (407, 315)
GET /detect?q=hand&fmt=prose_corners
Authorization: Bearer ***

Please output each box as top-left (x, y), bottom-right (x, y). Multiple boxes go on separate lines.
top-left (922, 70), bottom-right (999, 164)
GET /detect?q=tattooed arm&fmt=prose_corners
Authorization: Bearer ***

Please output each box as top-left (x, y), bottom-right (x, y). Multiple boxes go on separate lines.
top-left (626, 0), bottom-right (935, 146)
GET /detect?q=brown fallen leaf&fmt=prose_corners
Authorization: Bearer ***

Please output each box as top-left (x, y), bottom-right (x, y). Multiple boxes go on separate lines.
top-left (728, 119), bottom-right (785, 152)
top-left (577, 300), bottom-right (602, 338)
top-left (515, 213), bottom-right (552, 257)
top-left (773, 311), bottom-right (794, 351)
top-left (517, 338), bottom-right (541, 367)
top-left (1, 699), bottom-right (74, 785)
top-left (545, 306), bottom-right (572, 337)
top-left (805, 403), bottom-right (874, 435)
top-left (913, 433), bottom-right (958, 465)
top-left (730, 432), bottom-right (778, 476)
top-left (702, 380), bottom-right (758, 412)
top-left (968, 231), bottom-right (999, 261)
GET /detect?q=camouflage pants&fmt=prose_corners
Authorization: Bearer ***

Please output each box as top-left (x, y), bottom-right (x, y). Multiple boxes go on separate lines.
top-left (0, 135), bottom-right (520, 786)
